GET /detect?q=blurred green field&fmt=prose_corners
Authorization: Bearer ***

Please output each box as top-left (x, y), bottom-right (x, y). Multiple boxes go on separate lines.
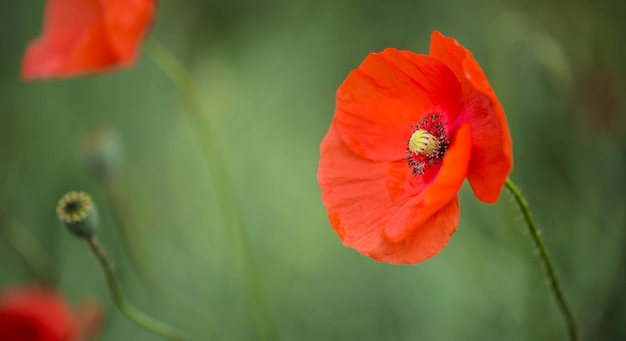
top-left (1, 0), bottom-right (625, 340)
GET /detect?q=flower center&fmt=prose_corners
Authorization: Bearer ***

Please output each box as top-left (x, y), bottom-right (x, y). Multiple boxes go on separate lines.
top-left (56, 191), bottom-right (93, 224)
top-left (408, 130), bottom-right (440, 155)
top-left (405, 113), bottom-right (450, 175)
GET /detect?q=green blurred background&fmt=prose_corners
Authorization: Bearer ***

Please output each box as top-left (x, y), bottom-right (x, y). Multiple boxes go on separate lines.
top-left (1, 0), bottom-right (625, 340)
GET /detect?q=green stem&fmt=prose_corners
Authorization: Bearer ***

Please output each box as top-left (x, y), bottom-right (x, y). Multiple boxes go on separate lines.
top-left (505, 178), bottom-right (578, 341)
top-left (101, 178), bottom-right (152, 287)
top-left (86, 237), bottom-right (186, 341)
top-left (143, 39), bottom-right (280, 340)
top-left (100, 177), bottom-right (222, 340)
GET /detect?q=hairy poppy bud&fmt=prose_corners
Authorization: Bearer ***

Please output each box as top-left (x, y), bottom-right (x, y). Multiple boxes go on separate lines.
top-left (56, 192), bottom-right (99, 239)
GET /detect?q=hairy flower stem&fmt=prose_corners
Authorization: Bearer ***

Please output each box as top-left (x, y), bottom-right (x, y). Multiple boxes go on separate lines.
top-left (86, 237), bottom-right (186, 341)
top-left (505, 178), bottom-right (578, 341)
top-left (143, 39), bottom-right (280, 341)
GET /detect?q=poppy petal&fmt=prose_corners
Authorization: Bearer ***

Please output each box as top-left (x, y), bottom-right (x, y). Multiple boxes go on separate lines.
top-left (334, 48), bottom-right (462, 162)
top-left (0, 286), bottom-right (78, 340)
top-left (370, 198), bottom-right (459, 264)
top-left (76, 299), bottom-right (104, 340)
top-left (383, 124), bottom-right (472, 242)
top-left (429, 31), bottom-right (513, 203)
top-left (22, 0), bottom-right (114, 79)
top-left (318, 124), bottom-right (463, 264)
top-left (318, 124), bottom-right (394, 246)
top-left (22, 0), bottom-right (154, 80)
top-left (456, 95), bottom-right (513, 203)
top-left (101, 0), bottom-right (155, 64)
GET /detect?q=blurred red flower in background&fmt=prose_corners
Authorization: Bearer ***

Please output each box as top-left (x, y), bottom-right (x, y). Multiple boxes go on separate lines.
top-left (22, 0), bottom-right (156, 80)
top-left (318, 31), bottom-right (512, 264)
top-left (0, 285), bottom-right (102, 341)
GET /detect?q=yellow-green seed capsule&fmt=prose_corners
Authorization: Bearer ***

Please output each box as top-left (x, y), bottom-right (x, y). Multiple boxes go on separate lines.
top-left (408, 129), bottom-right (440, 155)
top-left (56, 191), bottom-right (99, 239)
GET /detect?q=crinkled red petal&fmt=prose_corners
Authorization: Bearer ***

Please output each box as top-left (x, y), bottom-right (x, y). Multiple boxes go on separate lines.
top-left (370, 198), bottom-right (459, 264)
top-left (318, 124), bottom-right (462, 264)
top-left (429, 31), bottom-right (513, 203)
top-left (334, 48), bottom-right (462, 162)
top-left (383, 124), bottom-right (472, 242)
top-left (22, 0), bottom-right (154, 80)
top-left (22, 0), bottom-right (113, 79)
top-left (101, 0), bottom-right (155, 64)
top-left (0, 286), bottom-right (78, 341)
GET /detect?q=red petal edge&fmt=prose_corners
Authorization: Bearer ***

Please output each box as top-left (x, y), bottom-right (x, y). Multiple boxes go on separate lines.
top-left (383, 124), bottom-right (472, 242)
top-left (334, 49), bottom-right (462, 162)
top-left (430, 30), bottom-right (513, 203)
top-left (0, 286), bottom-right (78, 340)
top-left (101, 0), bottom-right (155, 64)
top-left (21, 0), bottom-right (155, 80)
top-left (318, 124), bottom-right (467, 264)
top-left (21, 0), bottom-right (115, 80)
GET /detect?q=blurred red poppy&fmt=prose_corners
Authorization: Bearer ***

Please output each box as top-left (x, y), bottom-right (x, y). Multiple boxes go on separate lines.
top-left (0, 285), bottom-right (102, 341)
top-left (318, 31), bottom-right (513, 264)
top-left (22, 0), bottom-right (156, 80)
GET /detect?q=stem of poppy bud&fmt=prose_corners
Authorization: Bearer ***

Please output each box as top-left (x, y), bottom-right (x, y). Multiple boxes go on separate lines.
top-left (505, 179), bottom-right (578, 341)
top-left (142, 39), bottom-right (281, 341)
top-left (98, 176), bottom-right (222, 340)
top-left (86, 237), bottom-right (186, 341)
top-left (76, 127), bottom-right (218, 338)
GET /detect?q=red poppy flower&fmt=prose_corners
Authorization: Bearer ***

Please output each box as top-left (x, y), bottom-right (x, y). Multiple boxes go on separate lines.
top-left (22, 0), bottom-right (156, 80)
top-left (318, 31), bottom-right (512, 264)
top-left (0, 285), bottom-right (103, 341)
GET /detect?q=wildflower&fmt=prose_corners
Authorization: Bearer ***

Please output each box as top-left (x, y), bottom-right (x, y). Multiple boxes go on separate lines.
top-left (22, 0), bottom-right (156, 80)
top-left (318, 31), bottom-right (512, 264)
top-left (0, 285), bottom-right (102, 341)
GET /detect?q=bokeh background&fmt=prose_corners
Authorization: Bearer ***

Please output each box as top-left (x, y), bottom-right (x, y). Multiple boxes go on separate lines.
top-left (1, 0), bottom-right (625, 340)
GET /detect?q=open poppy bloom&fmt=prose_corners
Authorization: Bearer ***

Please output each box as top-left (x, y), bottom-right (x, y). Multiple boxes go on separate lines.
top-left (318, 31), bottom-right (513, 264)
top-left (0, 285), bottom-right (102, 341)
top-left (22, 0), bottom-right (156, 80)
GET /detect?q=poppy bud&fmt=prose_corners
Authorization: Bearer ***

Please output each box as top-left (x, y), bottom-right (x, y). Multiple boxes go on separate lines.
top-left (56, 192), bottom-right (99, 239)
top-left (77, 127), bottom-right (123, 182)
